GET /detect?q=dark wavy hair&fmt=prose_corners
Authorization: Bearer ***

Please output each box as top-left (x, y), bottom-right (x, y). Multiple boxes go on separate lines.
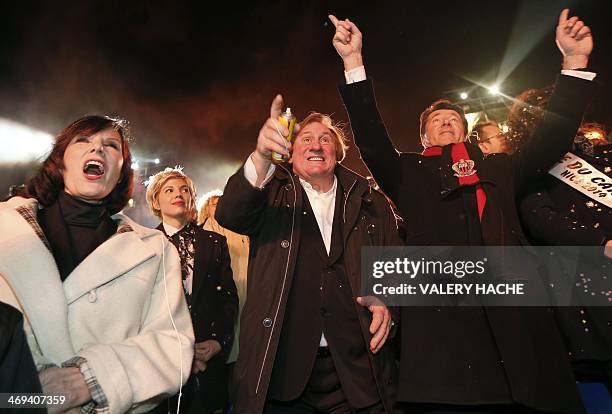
top-left (16, 115), bottom-right (134, 214)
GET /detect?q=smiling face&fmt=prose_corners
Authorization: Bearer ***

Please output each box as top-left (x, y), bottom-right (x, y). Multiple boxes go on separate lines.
top-left (153, 177), bottom-right (194, 224)
top-left (62, 127), bottom-right (124, 202)
top-left (290, 121), bottom-right (337, 191)
top-left (424, 109), bottom-right (466, 147)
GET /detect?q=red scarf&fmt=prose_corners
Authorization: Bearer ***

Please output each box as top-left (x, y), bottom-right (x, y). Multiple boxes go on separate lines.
top-left (423, 144), bottom-right (487, 220)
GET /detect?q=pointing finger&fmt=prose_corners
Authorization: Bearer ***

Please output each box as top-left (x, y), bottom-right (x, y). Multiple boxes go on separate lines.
top-left (270, 94), bottom-right (283, 120)
top-left (558, 8), bottom-right (569, 25)
top-left (328, 14), bottom-right (339, 27)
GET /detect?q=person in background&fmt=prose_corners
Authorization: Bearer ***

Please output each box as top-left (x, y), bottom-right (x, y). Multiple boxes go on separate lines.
top-left (0, 115), bottom-right (194, 414)
top-left (472, 120), bottom-right (509, 155)
top-left (146, 168), bottom-right (238, 414)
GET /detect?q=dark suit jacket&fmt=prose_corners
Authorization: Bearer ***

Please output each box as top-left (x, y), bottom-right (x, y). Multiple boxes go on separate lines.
top-left (217, 164), bottom-right (399, 414)
top-left (157, 223), bottom-right (238, 359)
top-left (339, 75), bottom-right (595, 414)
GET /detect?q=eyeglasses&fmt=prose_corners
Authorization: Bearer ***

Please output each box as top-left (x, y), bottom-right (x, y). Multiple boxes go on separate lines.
top-left (477, 132), bottom-right (506, 144)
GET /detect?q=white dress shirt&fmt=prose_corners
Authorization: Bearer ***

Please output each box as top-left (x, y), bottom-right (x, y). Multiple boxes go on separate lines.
top-left (244, 156), bottom-right (338, 346)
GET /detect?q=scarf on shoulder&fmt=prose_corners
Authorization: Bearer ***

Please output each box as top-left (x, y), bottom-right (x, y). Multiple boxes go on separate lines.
top-left (423, 142), bottom-right (487, 220)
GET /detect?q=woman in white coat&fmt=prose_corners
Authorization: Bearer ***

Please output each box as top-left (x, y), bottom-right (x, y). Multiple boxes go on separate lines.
top-left (0, 115), bottom-right (194, 413)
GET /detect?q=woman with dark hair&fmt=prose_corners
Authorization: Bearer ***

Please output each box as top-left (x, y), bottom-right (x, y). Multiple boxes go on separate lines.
top-left (0, 115), bottom-right (194, 413)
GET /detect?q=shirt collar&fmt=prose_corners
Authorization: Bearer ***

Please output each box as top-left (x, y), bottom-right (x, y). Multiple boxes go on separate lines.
top-left (299, 175), bottom-right (337, 198)
top-left (163, 222), bottom-right (184, 237)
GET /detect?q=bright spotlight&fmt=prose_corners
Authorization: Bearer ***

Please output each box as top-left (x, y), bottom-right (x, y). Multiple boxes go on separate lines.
top-left (464, 112), bottom-right (480, 132)
top-left (488, 85), bottom-right (500, 95)
top-left (460, 92), bottom-right (468, 100)
top-left (131, 160), bottom-right (140, 170)
top-left (154, 158), bottom-right (160, 165)
top-left (0, 118), bottom-right (54, 163)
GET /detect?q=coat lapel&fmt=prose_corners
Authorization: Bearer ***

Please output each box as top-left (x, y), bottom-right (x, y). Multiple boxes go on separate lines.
top-left (328, 184), bottom-right (346, 264)
top-left (341, 178), bottom-right (363, 246)
top-left (300, 189), bottom-right (329, 262)
top-left (63, 228), bottom-right (156, 304)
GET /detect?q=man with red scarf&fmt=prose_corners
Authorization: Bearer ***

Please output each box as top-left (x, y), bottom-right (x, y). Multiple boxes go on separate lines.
top-left (330, 9), bottom-right (596, 414)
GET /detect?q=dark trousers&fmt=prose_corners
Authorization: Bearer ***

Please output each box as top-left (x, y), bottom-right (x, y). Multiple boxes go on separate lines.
top-left (153, 358), bottom-right (230, 414)
top-left (265, 348), bottom-right (385, 414)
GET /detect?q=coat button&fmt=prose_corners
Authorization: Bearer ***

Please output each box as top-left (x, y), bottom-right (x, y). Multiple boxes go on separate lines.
top-left (87, 290), bottom-right (97, 303)
top-left (284, 184), bottom-right (293, 191)
top-left (280, 240), bottom-right (290, 248)
top-left (262, 317), bottom-right (273, 328)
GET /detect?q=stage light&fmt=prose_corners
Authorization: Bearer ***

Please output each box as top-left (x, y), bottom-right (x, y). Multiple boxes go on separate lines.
top-left (154, 158), bottom-right (160, 164)
top-left (500, 123), bottom-right (510, 134)
top-left (131, 160), bottom-right (140, 170)
top-left (464, 112), bottom-right (480, 132)
top-left (460, 92), bottom-right (468, 100)
top-left (487, 85), bottom-right (500, 95)
top-left (0, 118), bottom-right (54, 164)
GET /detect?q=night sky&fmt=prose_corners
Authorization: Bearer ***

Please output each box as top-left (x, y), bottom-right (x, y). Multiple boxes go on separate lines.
top-left (1, 0), bottom-right (610, 225)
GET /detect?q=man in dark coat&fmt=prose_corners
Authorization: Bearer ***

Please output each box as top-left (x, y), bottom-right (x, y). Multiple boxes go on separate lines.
top-left (216, 102), bottom-right (399, 414)
top-left (329, 8), bottom-right (596, 414)
top-left (146, 168), bottom-right (238, 414)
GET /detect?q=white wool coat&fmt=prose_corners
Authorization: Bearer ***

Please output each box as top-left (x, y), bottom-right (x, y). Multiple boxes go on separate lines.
top-left (0, 196), bottom-right (194, 413)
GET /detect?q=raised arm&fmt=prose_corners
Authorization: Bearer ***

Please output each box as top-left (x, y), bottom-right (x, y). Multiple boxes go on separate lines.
top-left (216, 95), bottom-right (291, 235)
top-left (330, 15), bottom-right (402, 202)
top-left (513, 9), bottom-right (595, 193)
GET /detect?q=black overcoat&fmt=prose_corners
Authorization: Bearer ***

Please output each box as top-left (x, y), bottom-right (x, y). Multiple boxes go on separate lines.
top-left (339, 75), bottom-right (595, 413)
top-left (216, 164), bottom-right (399, 414)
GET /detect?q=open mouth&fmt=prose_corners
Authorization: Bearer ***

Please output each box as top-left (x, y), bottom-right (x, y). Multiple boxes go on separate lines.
top-left (307, 156), bottom-right (324, 161)
top-left (83, 160), bottom-right (105, 177)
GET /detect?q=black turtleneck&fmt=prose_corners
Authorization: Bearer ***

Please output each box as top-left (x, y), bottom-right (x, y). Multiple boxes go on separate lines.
top-left (38, 192), bottom-right (117, 281)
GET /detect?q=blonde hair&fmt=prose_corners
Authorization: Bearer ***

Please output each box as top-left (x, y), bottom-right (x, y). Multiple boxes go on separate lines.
top-left (197, 189), bottom-right (223, 225)
top-left (145, 167), bottom-right (198, 221)
top-left (298, 112), bottom-right (349, 162)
